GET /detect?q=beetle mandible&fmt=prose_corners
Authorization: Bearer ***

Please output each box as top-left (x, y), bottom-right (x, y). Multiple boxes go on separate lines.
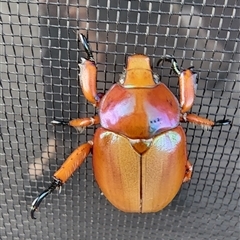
top-left (31, 33), bottom-right (230, 219)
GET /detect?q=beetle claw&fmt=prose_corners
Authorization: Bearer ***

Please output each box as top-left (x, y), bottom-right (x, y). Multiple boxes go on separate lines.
top-left (51, 120), bottom-right (68, 125)
top-left (31, 178), bottom-right (62, 219)
top-left (78, 33), bottom-right (95, 62)
top-left (213, 119), bottom-right (231, 127)
top-left (31, 188), bottom-right (51, 219)
top-left (57, 185), bottom-right (62, 194)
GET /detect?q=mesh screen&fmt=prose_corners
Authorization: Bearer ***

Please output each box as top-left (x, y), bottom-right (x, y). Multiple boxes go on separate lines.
top-left (1, 0), bottom-right (239, 239)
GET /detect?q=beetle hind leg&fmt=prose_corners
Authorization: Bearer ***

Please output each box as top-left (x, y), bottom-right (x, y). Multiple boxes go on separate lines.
top-left (183, 160), bottom-right (193, 183)
top-left (31, 141), bottom-right (93, 219)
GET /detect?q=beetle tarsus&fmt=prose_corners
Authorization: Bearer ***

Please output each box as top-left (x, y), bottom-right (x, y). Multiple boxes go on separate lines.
top-left (213, 119), bottom-right (231, 127)
top-left (157, 55), bottom-right (181, 75)
top-left (51, 120), bottom-right (68, 125)
top-left (78, 33), bottom-right (95, 62)
top-left (31, 178), bottom-right (62, 219)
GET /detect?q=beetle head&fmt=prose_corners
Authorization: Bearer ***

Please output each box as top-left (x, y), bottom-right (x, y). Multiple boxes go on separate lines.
top-left (120, 54), bottom-right (157, 88)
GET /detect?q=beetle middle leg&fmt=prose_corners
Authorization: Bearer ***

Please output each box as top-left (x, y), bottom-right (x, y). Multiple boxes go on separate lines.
top-left (31, 140), bottom-right (93, 219)
top-left (180, 113), bottom-right (231, 129)
top-left (51, 115), bottom-right (100, 132)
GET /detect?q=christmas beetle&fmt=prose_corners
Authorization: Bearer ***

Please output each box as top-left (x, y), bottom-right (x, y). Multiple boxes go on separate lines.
top-left (31, 33), bottom-right (230, 219)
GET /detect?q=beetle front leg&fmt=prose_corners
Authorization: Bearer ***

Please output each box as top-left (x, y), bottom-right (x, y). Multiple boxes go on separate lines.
top-left (78, 33), bottom-right (101, 106)
top-left (157, 55), bottom-right (197, 113)
top-left (51, 115), bottom-right (100, 132)
top-left (31, 141), bottom-right (93, 219)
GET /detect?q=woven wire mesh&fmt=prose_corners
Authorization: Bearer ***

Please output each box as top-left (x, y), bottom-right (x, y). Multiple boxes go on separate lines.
top-left (0, 0), bottom-right (239, 239)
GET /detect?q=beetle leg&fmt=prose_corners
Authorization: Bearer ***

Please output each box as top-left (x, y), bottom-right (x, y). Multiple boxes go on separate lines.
top-left (77, 33), bottom-right (100, 106)
top-left (157, 55), bottom-right (197, 113)
top-left (51, 115), bottom-right (100, 132)
top-left (180, 113), bottom-right (231, 129)
top-left (183, 160), bottom-right (193, 183)
top-left (31, 141), bottom-right (93, 219)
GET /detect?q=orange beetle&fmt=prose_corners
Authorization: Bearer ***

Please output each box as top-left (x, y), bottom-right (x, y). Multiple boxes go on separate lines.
top-left (31, 33), bottom-right (230, 219)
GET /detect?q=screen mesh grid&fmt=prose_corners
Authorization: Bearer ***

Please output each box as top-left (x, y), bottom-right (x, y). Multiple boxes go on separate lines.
top-left (0, 0), bottom-right (239, 239)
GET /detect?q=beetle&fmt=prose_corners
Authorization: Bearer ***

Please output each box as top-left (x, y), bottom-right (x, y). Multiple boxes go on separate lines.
top-left (30, 33), bottom-right (230, 219)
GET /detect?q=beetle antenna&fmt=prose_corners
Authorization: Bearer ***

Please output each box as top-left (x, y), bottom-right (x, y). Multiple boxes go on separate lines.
top-left (31, 178), bottom-right (62, 219)
top-left (78, 33), bottom-right (95, 62)
top-left (156, 55), bottom-right (181, 75)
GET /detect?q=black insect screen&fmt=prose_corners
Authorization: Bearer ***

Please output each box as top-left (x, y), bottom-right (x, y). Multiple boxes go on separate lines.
top-left (1, 0), bottom-right (239, 239)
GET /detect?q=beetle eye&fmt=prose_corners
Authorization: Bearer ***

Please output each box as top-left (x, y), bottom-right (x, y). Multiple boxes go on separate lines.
top-left (153, 73), bottom-right (160, 84)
